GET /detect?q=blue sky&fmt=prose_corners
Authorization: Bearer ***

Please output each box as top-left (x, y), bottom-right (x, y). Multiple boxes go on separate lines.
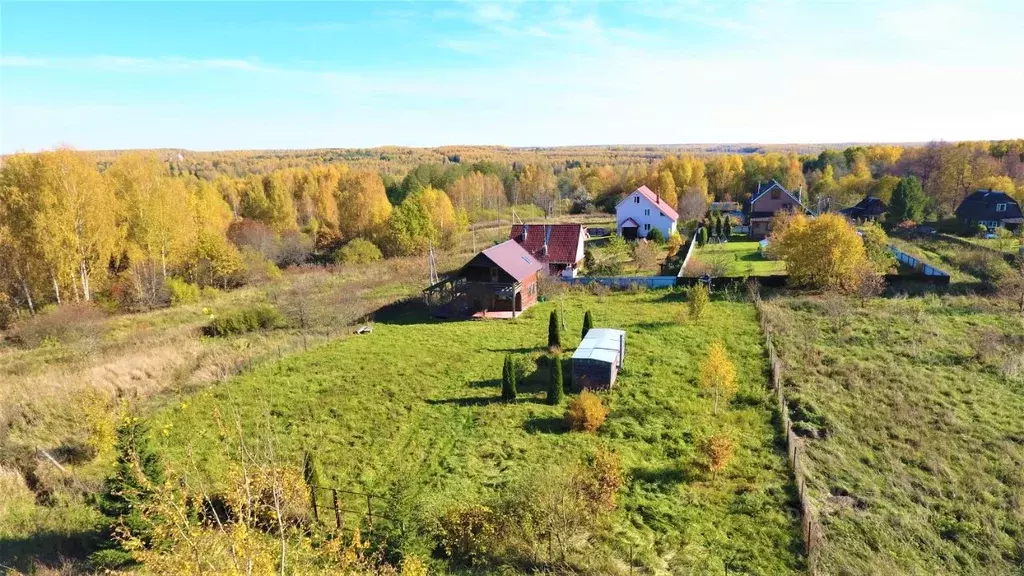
top-left (2, 1), bottom-right (1022, 153)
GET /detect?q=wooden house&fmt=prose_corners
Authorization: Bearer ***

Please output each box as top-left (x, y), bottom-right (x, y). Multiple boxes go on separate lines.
top-left (955, 189), bottom-right (1023, 231)
top-left (423, 240), bottom-right (543, 318)
top-left (615, 186), bottom-right (679, 240)
top-left (509, 223), bottom-right (586, 278)
top-left (840, 196), bottom-right (887, 222)
top-left (745, 180), bottom-right (812, 239)
top-left (571, 328), bottom-right (625, 391)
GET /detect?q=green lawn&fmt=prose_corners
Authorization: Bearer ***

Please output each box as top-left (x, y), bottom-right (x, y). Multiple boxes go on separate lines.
top-left (764, 294), bottom-right (1024, 575)
top-left (151, 292), bottom-right (804, 574)
top-left (687, 239), bottom-right (787, 277)
top-left (956, 235), bottom-right (1022, 255)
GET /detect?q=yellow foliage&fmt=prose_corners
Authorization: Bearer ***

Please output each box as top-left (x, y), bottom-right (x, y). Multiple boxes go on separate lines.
top-left (565, 390), bottom-right (608, 432)
top-left (336, 171), bottom-right (393, 242)
top-left (699, 341), bottom-right (737, 415)
top-left (774, 213), bottom-right (870, 292)
top-left (700, 431), bottom-right (737, 476)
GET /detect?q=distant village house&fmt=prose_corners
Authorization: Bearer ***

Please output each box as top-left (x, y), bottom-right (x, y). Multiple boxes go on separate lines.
top-left (840, 196), bottom-right (887, 222)
top-left (616, 185), bottom-right (678, 240)
top-left (745, 179), bottom-right (811, 239)
top-left (509, 223), bottom-right (586, 278)
top-left (955, 189), bottom-right (1023, 231)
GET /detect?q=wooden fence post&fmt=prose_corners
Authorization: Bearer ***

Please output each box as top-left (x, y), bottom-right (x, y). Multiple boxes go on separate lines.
top-left (332, 488), bottom-right (342, 530)
top-left (311, 487), bottom-right (319, 523)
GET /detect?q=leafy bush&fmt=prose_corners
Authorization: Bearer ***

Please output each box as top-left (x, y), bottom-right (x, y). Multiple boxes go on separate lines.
top-left (11, 302), bottom-right (107, 348)
top-left (565, 390), bottom-right (608, 432)
top-left (688, 283), bottom-right (710, 320)
top-left (333, 238), bottom-right (383, 266)
top-left (645, 227), bottom-right (665, 243)
top-left (699, 431), bottom-right (736, 477)
top-left (165, 277), bottom-right (201, 306)
top-left (277, 230), bottom-right (314, 267)
top-left (438, 504), bottom-right (500, 567)
top-left (204, 304), bottom-right (284, 337)
top-left (235, 247), bottom-right (282, 285)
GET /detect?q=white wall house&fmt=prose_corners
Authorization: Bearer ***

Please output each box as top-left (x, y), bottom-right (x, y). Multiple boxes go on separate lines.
top-left (615, 185), bottom-right (679, 239)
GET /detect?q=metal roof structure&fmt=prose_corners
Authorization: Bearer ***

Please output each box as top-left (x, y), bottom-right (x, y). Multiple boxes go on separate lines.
top-left (478, 240), bottom-right (545, 282)
top-left (572, 328), bottom-right (625, 365)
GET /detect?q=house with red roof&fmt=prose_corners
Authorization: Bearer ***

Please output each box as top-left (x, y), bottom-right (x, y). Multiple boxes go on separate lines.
top-left (509, 223), bottom-right (586, 278)
top-left (422, 239), bottom-right (544, 318)
top-left (615, 185), bottom-right (678, 240)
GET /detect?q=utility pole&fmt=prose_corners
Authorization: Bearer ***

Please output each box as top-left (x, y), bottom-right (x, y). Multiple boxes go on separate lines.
top-left (428, 242), bottom-right (439, 285)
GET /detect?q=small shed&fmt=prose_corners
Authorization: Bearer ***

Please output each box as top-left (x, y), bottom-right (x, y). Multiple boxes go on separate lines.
top-left (571, 328), bottom-right (626, 392)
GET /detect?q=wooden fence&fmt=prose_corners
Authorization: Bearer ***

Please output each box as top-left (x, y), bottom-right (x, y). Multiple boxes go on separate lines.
top-left (750, 284), bottom-right (823, 574)
top-left (309, 485), bottom-right (402, 534)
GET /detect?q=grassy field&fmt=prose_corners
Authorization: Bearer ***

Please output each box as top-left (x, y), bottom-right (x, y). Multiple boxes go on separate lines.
top-left (686, 239), bottom-right (787, 277)
top-left (147, 291), bottom-right (804, 574)
top-left (764, 293), bottom-right (1024, 575)
top-left (956, 235), bottom-right (1022, 255)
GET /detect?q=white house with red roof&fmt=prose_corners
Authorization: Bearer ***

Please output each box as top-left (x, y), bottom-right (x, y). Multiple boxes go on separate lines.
top-left (615, 185), bottom-right (678, 240)
top-left (509, 223), bottom-right (586, 278)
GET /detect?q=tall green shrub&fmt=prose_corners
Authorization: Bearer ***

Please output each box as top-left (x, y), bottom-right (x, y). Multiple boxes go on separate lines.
top-left (582, 310), bottom-right (593, 339)
top-left (689, 283), bottom-right (710, 320)
top-left (548, 310), bottom-right (562, 350)
top-left (501, 354), bottom-right (518, 401)
top-left (699, 226), bottom-right (708, 246)
top-left (723, 217), bottom-right (732, 238)
top-left (547, 355), bottom-right (565, 405)
top-left (91, 417), bottom-right (166, 569)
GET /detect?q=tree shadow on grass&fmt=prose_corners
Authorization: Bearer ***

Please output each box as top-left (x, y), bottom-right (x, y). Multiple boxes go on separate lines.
top-left (486, 346), bottom-right (546, 355)
top-left (369, 298), bottom-right (437, 325)
top-left (523, 416), bottom-right (567, 434)
top-left (0, 529), bottom-right (100, 574)
top-left (631, 465), bottom-right (689, 486)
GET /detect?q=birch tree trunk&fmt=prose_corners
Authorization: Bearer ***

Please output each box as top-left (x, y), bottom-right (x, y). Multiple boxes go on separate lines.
top-left (50, 269), bottom-right (62, 305)
top-left (16, 266), bottom-right (35, 314)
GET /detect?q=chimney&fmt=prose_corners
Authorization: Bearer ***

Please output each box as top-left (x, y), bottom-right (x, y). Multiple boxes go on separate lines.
top-left (521, 223), bottom-right (528, 241)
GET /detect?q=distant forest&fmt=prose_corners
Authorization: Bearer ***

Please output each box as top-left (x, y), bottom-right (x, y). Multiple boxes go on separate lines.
top-left (2, 140), bottom-right (1023, 317)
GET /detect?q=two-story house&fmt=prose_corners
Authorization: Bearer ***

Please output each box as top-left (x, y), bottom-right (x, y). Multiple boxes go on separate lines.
top-left (745, 180), bottom-right (811, 239)
top-left (955, 189), bottom-right (1023, 231)
top-left (615, 185), bottom-right (678, 239)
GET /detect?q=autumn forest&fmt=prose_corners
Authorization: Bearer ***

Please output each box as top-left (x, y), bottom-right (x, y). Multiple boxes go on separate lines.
top-left (1, 141), bottom-right (1023, 318)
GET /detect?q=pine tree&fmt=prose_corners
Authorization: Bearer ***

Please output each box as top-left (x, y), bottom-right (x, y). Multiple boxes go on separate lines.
top-left (723, 216), bottom-right (732, 238)
top-left (582, 310), bottom-right (593, 339)
top-left (699, 226), bottom-right (708, 246)
top-left (501, 354), bottom-right (518, 401)
top-left (548, 310), bottom-right (562, 350)
top-left (93, 416), bottom-right (165, 568)
top-left (547, 355), bottom-right (565, 405)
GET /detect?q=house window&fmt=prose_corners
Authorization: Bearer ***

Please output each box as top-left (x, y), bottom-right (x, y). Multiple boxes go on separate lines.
top-left (634, 195), bottom-right (640, 203)
top-left (644, 223), bottom-right (651, 231)
top-left (771, 189), bottom-right (781, 200)
top-left (644, 208), bottom-right (650, 216)
top-left (996, 203), bottom-right (1007, 212)
top-left (660, 211), bottom-right (664, 216)
top-left (490, 267), bottom-right (499, 282)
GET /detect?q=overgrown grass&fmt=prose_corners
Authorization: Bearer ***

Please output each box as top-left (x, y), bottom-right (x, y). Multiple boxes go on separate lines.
top-left (764, 293), bottom-right (1024, 575)
top-left (151, 292), bottom-right (804, 574)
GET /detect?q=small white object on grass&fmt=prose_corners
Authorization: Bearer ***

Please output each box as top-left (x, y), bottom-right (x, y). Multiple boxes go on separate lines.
top-left (357, 326), bottom-right (373, 334)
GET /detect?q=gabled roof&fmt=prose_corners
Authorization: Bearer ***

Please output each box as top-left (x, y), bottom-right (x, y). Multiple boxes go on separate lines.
top-left (748, 179), bottom-right (812, 214)
top-left (841, 196), bottom-right (887, 218)
top-left (955, 189), bottom-right (1023, 221)
top-left (476, 240), bottom-right (544, 282)
top-left (615, 185), bottom-right (679, 221)
top-left (620, 217), bottom-right (639, 227)
top-left (509, 223), bottom-right (585, 265)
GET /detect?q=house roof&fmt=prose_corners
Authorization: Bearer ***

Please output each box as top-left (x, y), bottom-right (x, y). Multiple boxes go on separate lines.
top-left (477, 240), bottom-right (545, 282)
top-left (509, 223), bottom-right (585, 265)
top-left (841, 196), bottom-right (887, 218)
top-left (747, 179), bottom-right (813, 215)
top-left (955, 189), bottom-right (1023, 221)
top-left (620, 217), bottom-right (639, 228)
top-left (616, 185), bottom-right (680, 221)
